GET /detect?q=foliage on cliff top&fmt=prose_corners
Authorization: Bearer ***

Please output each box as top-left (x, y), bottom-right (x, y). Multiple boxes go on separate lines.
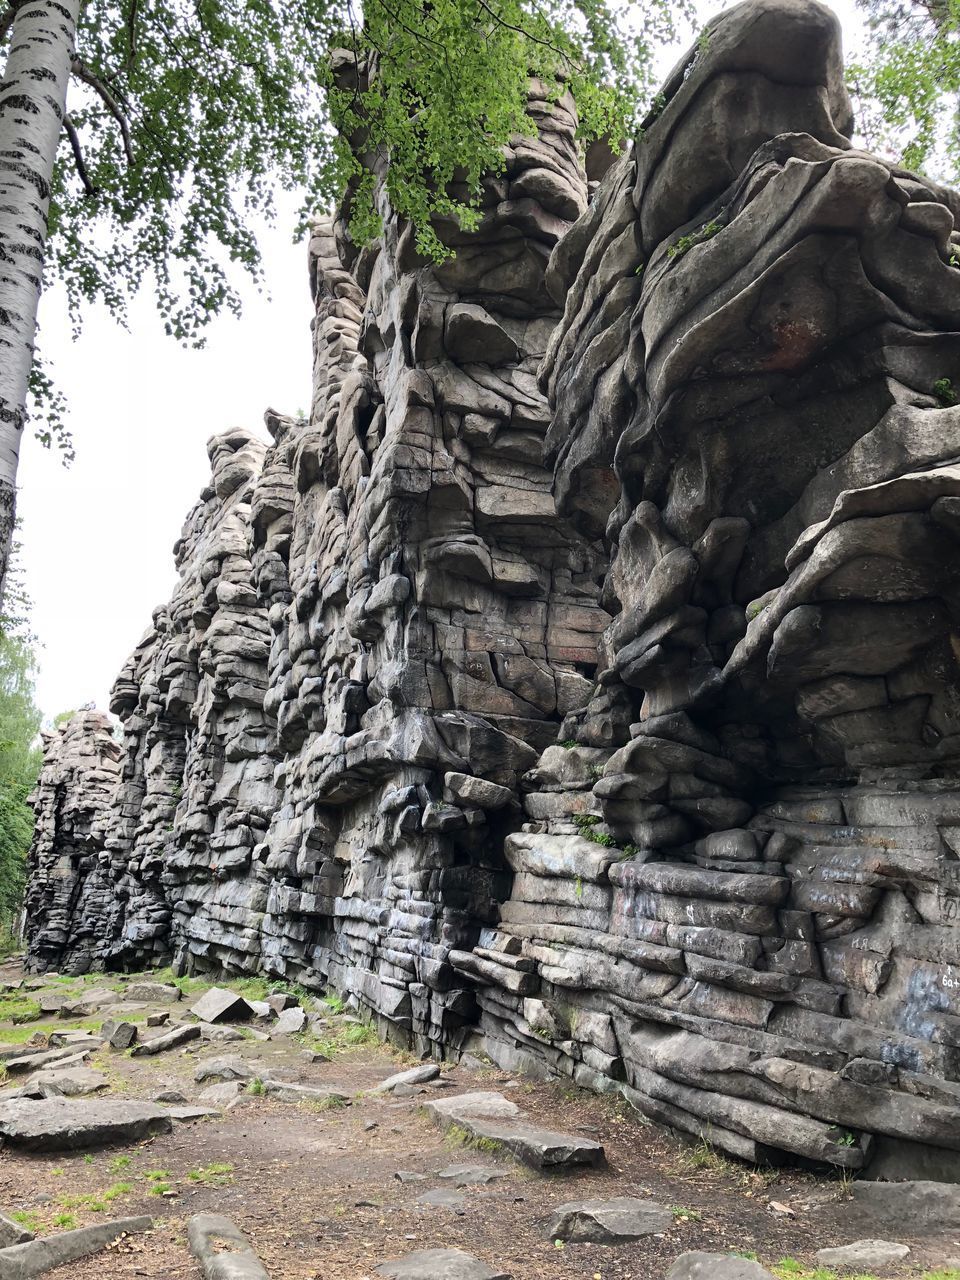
top-left (852, 0), bottom-right (960, 180)
top-left (47, 0), bottom-right (692, 353)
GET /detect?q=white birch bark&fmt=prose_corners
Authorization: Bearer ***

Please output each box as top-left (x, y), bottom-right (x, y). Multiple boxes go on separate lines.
top-left (0, 0), bottom-right (80, 603)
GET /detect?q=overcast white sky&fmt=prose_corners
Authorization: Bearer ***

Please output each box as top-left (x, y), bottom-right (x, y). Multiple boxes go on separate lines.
top-left (20, 0), bottom-right (865, 722)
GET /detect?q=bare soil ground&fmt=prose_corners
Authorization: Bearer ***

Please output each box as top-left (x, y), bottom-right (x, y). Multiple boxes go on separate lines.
top-left (0, 962), bottom-right (957, 1280)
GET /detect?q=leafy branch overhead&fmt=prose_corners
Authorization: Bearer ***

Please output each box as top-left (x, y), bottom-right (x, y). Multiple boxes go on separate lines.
top-left (38, 0), bottom-right (691, 352)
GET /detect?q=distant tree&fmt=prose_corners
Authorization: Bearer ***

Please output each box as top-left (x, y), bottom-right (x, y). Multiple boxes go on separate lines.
top-left (851, 0), bottom-right (960, 178)
top-left (0, 0), bottom-right (691, 605)
top-left (0, 545), bottom-right (41, 949)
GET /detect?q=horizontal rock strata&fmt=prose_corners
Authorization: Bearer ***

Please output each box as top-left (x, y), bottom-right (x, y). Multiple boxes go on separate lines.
top-left (23, 0), bottom-right (960, 1176)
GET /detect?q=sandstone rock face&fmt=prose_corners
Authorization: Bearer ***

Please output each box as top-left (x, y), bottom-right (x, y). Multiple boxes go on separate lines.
top-left (23, 0), bottom-right (960, 1176)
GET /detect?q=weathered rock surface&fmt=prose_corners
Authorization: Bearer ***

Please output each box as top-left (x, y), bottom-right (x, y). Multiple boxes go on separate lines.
top-left (0, 1098), bottom-right (172, 1151)
top-left (545, 1197), bottom-right (673, 1243)
top-left (0, 1215), bottom-right (153, 1279)
top-left (851, 1181), bottom-right (960, 1230)
top-left (21, 0), bottom-right (960, 1178)
top-left (424, 1091), bottom-right (603, 1170)
top-left (187, 1213), bottom-right (269, 1280)
top-left (665, 1255), bottom-right (776, 1280)
top-left (0, 1214), bottom-right (33, 1248)
top-left (815, 1240), bottom-right (910, 1268)
top-left (373, 1064), bottom-right (441, 1094)
top-left (375, 1249), bottom-right (511, 1280)
top-left (190, 988), bottom-right (255, 1024)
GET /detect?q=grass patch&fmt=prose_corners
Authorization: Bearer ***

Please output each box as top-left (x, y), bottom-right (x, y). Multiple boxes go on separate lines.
top-left (0, 996), bottom-right (41, 1024)
top-left (667, 218), bottom-right (721, 259)
top-left (52, 1213), bottom-right (78, 1230)
top-left (187, 1162), bottom-right (233, 1186)
top-left (342, 1022), bottom-right (377, 1048)
top-left (0, 1019), bottom-right (101, 1045)
top-left (108, 1155), bottom-right (132, 1175)
top-left (302, 1096), bottom-right (348, 1114)
top-left (10, 1210), bottom-right (45, 1234)
top-left (246, 1077), bottom-right (266, 1096)
top-left (671, 1206), bottom-right (702, 1222)
top-left (772, 1261), bottom-right (838, 1280)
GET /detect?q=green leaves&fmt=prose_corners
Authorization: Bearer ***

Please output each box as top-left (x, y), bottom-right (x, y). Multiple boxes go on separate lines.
top-left (45, 0), bottom-right (691, 345)
top-left (851, 0), bottom-right (960, 181)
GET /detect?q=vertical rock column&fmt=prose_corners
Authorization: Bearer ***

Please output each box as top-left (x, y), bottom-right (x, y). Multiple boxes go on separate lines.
top-left (24, 712), bottom-right (122, 973)
top-left (244, 83), bottom-right (610, 1050)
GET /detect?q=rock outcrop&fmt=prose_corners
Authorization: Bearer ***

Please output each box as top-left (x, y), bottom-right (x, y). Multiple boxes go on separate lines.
top-left (24, 0), bottom-right (960, 1177)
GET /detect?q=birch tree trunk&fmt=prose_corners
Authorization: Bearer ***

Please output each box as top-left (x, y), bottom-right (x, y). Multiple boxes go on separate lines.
top-left (0, 0), bottom-right (80, 604)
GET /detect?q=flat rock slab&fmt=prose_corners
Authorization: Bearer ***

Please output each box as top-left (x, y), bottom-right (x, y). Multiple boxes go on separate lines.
top-left (416, 1188), bottom-right (466, 1212)
top-left (131, 1024), bottom-right (201, 1056)
top-left (262, 1080), bottom-right (350, 1105)
top-left (437, 1165), bottom-right (507, 1186)
top-left (376, 1248), bottom-right (511, 1279)
top-left (0, 1215), bottom-right (152, 1278)
top-left (48, 1033), bottom-right (102, 1051)
top-left (187, 1212), bottom-right (269, 1280)
top-left (6, 1047), bottom-right (86, 1074)
top-left (424, 1092), bottom-right (603, 1171)
top-left (374, 1064), bottom-right (441, 1094)
top-left (0, 1098), bottom-right (172, 1151)
top-left (165, 1106), bottom-right (221, 1122)
top-left (198, 1024), bottom-right (244, 1043)
top-left (24, 1067), bottom-right (109, 1098)
top-left (851, 1180), bottom-right (960, 1230)
top-left (546, 1197), bottom-right (674, 1243)
top-left (124, 982), bottom-right (181, 1003)
top-left (189, 987), bottom-right (255, 1025)
top-left (194, 1055), bottom-right (265, 1084)
top-left (815, 1240), bottom-right (910, 1268)
top-left (665, 1254), bottom-right (776, 1280)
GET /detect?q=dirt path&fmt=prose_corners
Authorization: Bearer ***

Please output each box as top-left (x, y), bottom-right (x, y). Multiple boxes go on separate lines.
top-left (0, 964), bottom-right (956, 1280)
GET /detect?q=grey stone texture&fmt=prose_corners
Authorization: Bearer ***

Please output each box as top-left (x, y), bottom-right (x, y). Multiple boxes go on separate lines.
top-left (0, 1216), bottom-right (153, 1279)
top-left (186, 1213), bottom-right (270, 1280)
top-left (814, 1241), bottom-right (910, 1268)
top-left (544, 1197), bottom-right (673, 1243)
top-left (0, 1098), bottom-right (173, 1150)
top-left (21, 0), bottom-right (960, 1177)
top-left (375, 1250), bottom-right (511, 1280)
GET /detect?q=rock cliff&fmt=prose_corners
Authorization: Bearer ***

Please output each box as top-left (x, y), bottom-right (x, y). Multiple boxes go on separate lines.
top-left (24, 0), bottom-right (960, 1177)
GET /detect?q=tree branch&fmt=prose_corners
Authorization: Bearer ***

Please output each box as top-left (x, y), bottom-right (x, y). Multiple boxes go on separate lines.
top-left (125, 0), bottom-right (138, 70)
top-left (70, 57), bottom-right (135, 165)
top-left (63, 115), bottom-right (97, 197)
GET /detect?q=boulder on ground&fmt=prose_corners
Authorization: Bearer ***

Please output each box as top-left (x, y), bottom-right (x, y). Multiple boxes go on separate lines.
top-left (189, 987), bottom-right (255, 1025)
top-left (0, 1098), bottom-right (172, 1151)
top-left (545, 1197), bottom-right (674, 1243)
top-left (101, 1020), bottom-right (137, 1050)
top-left (373, 1064), bottom-right (440, 1094)
top-left (815, 1240), bottom-right (910, 1268)
top-left (124, 982), bottom-right (181, 1003)
top-left (376, 1248), bottom-right (511, 1279)
top-left (665, 1254), bottom-right (777, 1280)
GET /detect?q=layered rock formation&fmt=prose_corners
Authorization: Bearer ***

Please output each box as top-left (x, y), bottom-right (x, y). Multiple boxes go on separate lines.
top-left (25, 0), bottom-right (960, 1177)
